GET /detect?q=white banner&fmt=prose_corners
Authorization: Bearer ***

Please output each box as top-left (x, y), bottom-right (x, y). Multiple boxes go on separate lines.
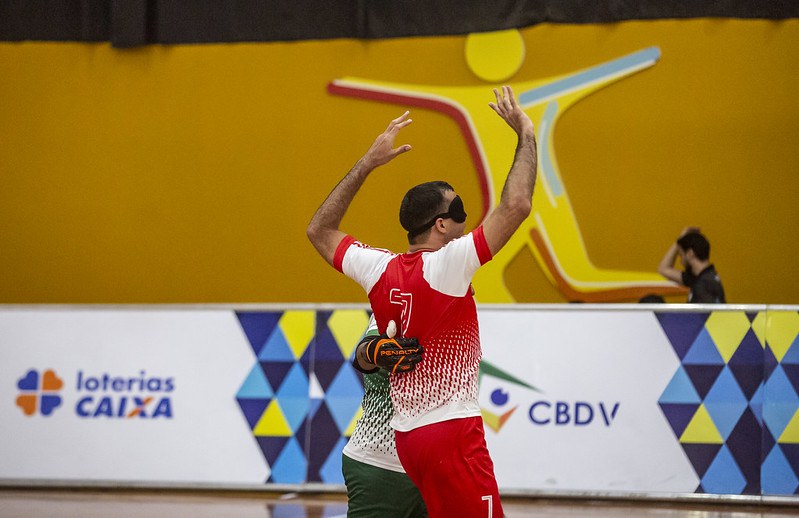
top-left (2, 305), bottom-right (792, 496)
top-left (0, 309), bottom-right (266, 483)
top-left (479, 310), bottom-right (698, 493)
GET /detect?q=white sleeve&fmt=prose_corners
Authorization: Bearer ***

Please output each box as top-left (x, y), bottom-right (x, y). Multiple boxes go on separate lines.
top-left (422, 233), bottom-right (482, 297)
top-left (341, 243), bottom-right (395, 294)
top-left (365, 314), bottom-right (378, 335)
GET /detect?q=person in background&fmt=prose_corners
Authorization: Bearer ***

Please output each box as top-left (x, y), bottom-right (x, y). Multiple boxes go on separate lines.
top-left (343, 316), bottom-right (427, 517)
top-left (658, 227), bottom-right (726, 303)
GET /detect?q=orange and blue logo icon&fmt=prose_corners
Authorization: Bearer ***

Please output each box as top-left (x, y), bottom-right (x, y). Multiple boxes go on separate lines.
top-left (479, 361), bottom-right (539, 433)
top-left (482, 387), bottom-right (519, 433)
top-left (15, 368), bottom-right (63, 417)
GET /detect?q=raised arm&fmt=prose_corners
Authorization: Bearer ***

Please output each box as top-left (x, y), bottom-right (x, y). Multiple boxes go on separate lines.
top-left (307, 112), bottom-right (413, 266)
top-left (657, 242), bottom-right (684, 283)
top-left (481, 86), bottom-right (538, 256)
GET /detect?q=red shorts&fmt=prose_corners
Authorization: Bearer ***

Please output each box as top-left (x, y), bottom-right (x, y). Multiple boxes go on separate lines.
top-left (395, 416), bottom-right (503, 518)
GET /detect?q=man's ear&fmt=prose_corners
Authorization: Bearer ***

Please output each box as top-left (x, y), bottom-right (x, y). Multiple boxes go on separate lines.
top-left (434, 218), bottom-right (446, 234)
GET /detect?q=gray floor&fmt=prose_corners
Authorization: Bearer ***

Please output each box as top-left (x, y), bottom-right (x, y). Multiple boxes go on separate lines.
top-left (1, 489), bottom-right (798, 517)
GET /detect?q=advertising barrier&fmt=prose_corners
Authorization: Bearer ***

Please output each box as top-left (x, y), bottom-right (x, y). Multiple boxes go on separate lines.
top-left (1, 304), bottom-right (798, 500)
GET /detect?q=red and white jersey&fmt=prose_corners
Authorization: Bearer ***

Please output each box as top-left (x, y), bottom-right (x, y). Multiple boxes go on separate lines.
top-left (333, 226), bottom-right (493, 431)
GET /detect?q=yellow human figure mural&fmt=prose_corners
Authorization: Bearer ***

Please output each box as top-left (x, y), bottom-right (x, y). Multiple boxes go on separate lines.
top-left (328, 35), bottom-right (686, 302)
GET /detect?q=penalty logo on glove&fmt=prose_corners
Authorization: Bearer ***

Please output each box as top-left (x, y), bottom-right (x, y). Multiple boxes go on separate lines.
top-left (365, 336), bottom-right (424, 374)
top-left (372, 338), bottom-right (422, 373)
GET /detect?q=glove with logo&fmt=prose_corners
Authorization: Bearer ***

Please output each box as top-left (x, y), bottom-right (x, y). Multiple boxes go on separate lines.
top-left (354, 321), bottom-right (423, 374)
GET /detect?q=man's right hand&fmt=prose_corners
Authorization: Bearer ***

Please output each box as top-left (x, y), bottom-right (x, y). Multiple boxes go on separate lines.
top-left (361, 111), bottom-right (413, 169)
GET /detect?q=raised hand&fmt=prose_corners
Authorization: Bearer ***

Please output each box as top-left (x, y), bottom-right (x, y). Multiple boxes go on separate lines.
top-left (362, 111), bottom-right (413, 169)
top-left (489, 85), bottom-right (534, 137)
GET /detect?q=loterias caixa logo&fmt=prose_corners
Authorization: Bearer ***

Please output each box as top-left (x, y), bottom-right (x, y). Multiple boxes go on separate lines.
top-left (479, 361), bottom-right (620, 433)
top-left (15, 368), bottom-right (174, 419)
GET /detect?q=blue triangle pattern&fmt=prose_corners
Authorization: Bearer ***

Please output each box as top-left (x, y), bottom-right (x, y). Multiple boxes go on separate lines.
top-left (308, 397), bottom-right (324, 419)
top-left (782, 334), bottom-right (799, 365)
top-left (682, 443), bottom-right (722, 478)
top-left (269, 436), bottom-right (307, 484)
top-left (262, 361), bottom-right (294, 392)
top-left (236, 311), bottom-right (282, 357)
top-left (728, 363), bottom-right (763, 402)
top-left (701, 445), bottom-right (746, 495)
top-left (237, 398), bottom-right (270, 430)
top-left (725, 407), bottom-right (762, 493)
top-left (256, 436), bottom-right (289, 466)
top-left (749, 382), bottom-right (764, 425)
top-left (276, 364), bottom-right (310, 433)
top-left (764, 345), bottom-right (779, 381)
top-left (237, 364), bottom-right (274, 399)
top-left (780, 444), bottom-right (799, 487)
top-left (763, 366), bottom-right (799, 439)
top-left (704, 365), bottom-right (747, 405)
top-left (764, 401), bottom-right (799, 442)
top-left (762, 426), bottom-right (776, 463)
top-left (684, 364), bottom-right (724, 400)
top-left (276, 362), bottom-right (310, 399)
top-left (314, 360), bottom-right (348, 392)
top-left (659, 366), bottom-right (701, 404)
top-left (259, 328), bottom-right (296, 362)
top-left (684, 328), bottom-right (724, 365)
top-left (315, 325), bottom-right (346, 362)
top-left (316, 310), bottom-right (333, 330)
top-left (279, 396), bottom-right (310, 434)
top-left (656, 312), bottom-right (709, 360)
top-left (762, 446), bottom-right (799, 495)
top-left (658, 403), bottom-right (699, 438)
top-left (325, 364), bottom-right (365, 433)
top-left (319, 436), bottom-right (348, 484)
top-left (781, 364), bottom-right (799, 396)
top-left (326, 362), bottom-right (363, 400)
top-left (728, 329), bottom-right (764, 366)
top-left (306, 402), bottom-right (342, 483)
top-left (704, 367), bottom-right (747, 440)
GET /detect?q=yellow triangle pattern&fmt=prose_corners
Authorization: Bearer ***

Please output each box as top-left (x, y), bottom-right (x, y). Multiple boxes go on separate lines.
top-left (680, 404), bottom-right (723, 444)
top-left (253, 400), bottom-right (292, 437)
top-left (705, 311), bottom-right (751, 363)
top-left (328, 310), bottom-right (371, 359)
top-left (279, 310), bottom-right (315, 360)
top-left (752, 312), bottom-right (767, 348)
top-left (481, 409), bottom-right (502, 433)
top-left (344, 406), bottom-right (364, 437)
top-left (779, 408), bottom-right (799, 444)
top-left (766, 311), bottom-right (799, 362)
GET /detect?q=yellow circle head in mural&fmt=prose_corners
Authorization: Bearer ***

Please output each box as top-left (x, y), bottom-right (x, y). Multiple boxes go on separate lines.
top-left (465, 29), bottom-right (526, 83)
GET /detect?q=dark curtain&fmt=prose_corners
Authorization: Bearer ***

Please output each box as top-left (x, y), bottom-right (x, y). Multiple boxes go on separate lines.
top-left (1, 0), bottom-right (798, 48)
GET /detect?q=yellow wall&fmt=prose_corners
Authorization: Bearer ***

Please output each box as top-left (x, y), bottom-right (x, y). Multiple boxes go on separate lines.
top-left (1, 19), bottom-right (797, 303)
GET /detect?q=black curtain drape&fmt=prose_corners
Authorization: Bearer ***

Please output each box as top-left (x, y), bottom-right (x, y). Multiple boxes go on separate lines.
top-left (2, 0), bottom-right (798, 48)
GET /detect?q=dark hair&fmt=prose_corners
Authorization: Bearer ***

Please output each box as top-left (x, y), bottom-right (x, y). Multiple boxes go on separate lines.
top-left (677, 232), bottom-right (710, 261)
top-left (399, 181), bottom-right (453, 244)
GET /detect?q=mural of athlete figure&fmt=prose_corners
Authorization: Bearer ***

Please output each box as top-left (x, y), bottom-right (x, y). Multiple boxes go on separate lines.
top-left (329, 33), bottom-right (686, 302)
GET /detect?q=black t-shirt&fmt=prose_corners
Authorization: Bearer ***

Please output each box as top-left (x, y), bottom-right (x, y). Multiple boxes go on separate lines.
top-left (682, 265), bottom-right (726, 303)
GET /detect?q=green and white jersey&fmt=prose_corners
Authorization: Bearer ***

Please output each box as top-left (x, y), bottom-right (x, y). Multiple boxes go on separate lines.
top-left (342, 319), bottom-right (405, 473)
